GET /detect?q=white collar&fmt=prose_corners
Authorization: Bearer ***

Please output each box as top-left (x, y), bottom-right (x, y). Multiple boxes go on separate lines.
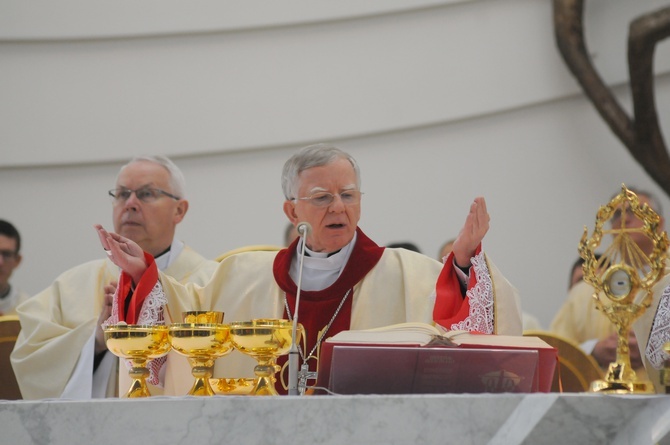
top-left (290, 232), bottom-right (357, 291)
top-left (154, 238), bottom-right (184, 271)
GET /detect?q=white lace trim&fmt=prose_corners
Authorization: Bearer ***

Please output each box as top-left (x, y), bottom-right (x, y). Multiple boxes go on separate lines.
top-left (102, 281), bottom-right (166, 327)
top-left (101, 279), bottom-right (168, 386)
top-left (645, 284), bottom-right (670, 369)
top-left (101, 286), bottom-right (120, 329)
top-left (136, 282), bottom-right (167, 326)
top-left (449, 252), bottom-right (495, 334)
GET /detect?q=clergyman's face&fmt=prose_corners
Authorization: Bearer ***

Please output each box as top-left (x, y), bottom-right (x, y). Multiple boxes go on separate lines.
top-left (283, 158), bottom-right (361, 253)
top-left (610, 194), bottom-right (662, 254)
top-left (111, 161), bottom-right (187, 256)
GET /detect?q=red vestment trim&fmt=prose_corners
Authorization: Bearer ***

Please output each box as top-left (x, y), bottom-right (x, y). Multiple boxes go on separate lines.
top-left (432, 244), bottom-right (481, 331)
top-left (118, 252), bottom-right (158, 325)
top-left (273, 228), bottom-right (385, 388)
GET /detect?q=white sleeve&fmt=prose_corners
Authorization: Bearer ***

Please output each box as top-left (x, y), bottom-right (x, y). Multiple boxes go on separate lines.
top-left (60, 332), bottom-right (111, 399)
top-left (92, 351), bottom-right (116, 398)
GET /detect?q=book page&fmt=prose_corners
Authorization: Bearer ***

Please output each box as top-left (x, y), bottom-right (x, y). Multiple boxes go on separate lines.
top-left (326, 322), bottom-right (452, 346)
top-left (446, 331), bottom-right (553, 349)
top-left (325, 323), bottom-right (552, 350)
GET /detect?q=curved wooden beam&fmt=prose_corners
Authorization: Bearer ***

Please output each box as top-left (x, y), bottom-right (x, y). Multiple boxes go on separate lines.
top-left (553, 0), bottom-right (670, 197)
top-left (629, 7), bottom-right (670, 193)
top-left (553, 0), bottom-right (634, 149)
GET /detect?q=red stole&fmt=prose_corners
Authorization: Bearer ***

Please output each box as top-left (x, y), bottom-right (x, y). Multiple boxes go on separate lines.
top-left (273, 228), bottom-right (384, 380)
top-left (432, 244), bottom-right (481, 330)
top-left (117, 253), bottom-right (166, 385)
top-left (117, 252), bottom-right (159, 324)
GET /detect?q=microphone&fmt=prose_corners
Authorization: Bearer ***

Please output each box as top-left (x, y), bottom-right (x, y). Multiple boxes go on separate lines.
top-left (296, 222), bottom-right (312, 238)
top-left (288, 222), bottom-right (311, 395)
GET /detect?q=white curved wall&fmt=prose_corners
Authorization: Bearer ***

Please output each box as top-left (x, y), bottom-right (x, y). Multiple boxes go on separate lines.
top-left (1, 0), bottom-right (669, 328)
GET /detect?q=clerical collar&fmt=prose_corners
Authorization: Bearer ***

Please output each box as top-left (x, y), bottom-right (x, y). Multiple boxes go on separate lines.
top-left (154, 239), bottom-right (184, 271)
top-left (304, 247), bottom-right (341, 258)
top-left (290, 232), bottom-right (357, 291)
top-left (156, 245), bottom-right (172, 258)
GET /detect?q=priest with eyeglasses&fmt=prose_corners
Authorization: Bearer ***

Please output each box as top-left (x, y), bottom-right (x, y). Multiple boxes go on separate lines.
top-left (11, 156), bottom-right (218, 399)
top-left (97, 143), bottom-right (523, 395)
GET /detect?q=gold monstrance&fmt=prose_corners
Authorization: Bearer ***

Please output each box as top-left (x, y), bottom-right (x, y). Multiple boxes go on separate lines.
top-left (579, 185), bottom-right (668, 394)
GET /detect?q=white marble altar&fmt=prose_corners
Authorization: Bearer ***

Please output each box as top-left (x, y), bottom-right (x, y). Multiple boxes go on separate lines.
top-left (1, 393), bottom-right (669, 445)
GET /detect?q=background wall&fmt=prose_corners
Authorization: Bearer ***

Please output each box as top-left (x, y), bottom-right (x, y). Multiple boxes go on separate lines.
top-left (1, 0), bottom-right (669, 329)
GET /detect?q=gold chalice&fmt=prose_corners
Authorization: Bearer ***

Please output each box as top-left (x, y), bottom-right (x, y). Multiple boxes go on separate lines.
top-left (229, 319), bottom-right (301, 396)
top-left (169, 317), bottom-right (232, 396)
top-left (104, 324), bottom-right (171, 398)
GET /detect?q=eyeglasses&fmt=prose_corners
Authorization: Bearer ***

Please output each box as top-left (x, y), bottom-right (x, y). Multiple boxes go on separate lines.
top-left (293, 190), bottom-right (363, 207)
top-left (0, 250), bottom-right (18, 261)
top-left (108, 187), bottom-right (181, 204)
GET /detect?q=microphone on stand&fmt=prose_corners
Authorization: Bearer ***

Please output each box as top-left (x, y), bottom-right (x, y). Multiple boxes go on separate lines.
top-left (288, 221), bottom-right (311, 395)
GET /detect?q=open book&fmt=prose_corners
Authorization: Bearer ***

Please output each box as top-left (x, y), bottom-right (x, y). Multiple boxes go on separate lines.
top-left (325, 322), bottom-right (551, 349)
top-left (318, 323), bottom-right (557, 394)
top-left (325, 322), bottom-right (460, 346)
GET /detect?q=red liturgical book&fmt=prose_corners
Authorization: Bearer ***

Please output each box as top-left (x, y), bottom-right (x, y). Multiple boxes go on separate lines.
top-left (316, 323), bottom-right (557, 394)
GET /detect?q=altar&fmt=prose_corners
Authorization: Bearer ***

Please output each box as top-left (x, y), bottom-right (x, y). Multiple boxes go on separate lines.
top-left (2, 393), bottom-right (669, 444)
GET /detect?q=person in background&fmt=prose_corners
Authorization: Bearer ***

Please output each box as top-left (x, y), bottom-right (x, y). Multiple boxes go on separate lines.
top-left (97, 143), bottom-right (523, 395)
top-left (11, 155), bottom-right (218, 399)
top-left (568, 254), bottom-right (602, 290)
top-left (0, 220), bottom-right (28, 316)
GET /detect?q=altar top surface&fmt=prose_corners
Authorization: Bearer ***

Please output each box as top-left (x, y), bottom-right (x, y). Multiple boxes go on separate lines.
top-left (2, 393), bottom-right (669, 445)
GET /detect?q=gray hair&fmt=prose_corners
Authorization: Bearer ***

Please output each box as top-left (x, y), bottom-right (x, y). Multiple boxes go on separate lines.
top-left (117, 155), bottom-right (186, 198)
top-left (281, 143), bottom-right (361, 200)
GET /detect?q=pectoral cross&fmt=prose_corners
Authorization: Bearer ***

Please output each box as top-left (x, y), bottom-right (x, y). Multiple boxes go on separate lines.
top-left (298, 363), bottom-right (318, 395)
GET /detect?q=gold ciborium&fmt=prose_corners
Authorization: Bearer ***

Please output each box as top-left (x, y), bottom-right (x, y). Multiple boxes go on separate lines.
top-left (169, 311), bottom-right (231, 396)
top-left (104, 324), bottom-right (171, 398)
top-left (229, 319), bottom-right (301, 396)
top-left (579, 185), bottom-right (669, 394)
top-left (182, 311), bottom-right (224, 325)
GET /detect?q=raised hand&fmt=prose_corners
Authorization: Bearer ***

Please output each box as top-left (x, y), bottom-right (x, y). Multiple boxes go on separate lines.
top-left (95, 224), bottom-right (148, 284)
top-left (452, 197), bottom-right (490, 269)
